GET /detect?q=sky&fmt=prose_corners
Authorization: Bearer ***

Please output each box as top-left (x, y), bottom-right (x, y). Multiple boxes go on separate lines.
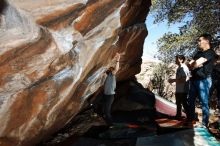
top-left (142, 14), bottom-right (184, 61)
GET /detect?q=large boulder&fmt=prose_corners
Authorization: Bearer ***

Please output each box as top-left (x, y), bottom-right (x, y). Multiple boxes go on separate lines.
top-left (113, 79), bottom-right (155, 112)
top-left (0, 0), bottom-right (151, 145)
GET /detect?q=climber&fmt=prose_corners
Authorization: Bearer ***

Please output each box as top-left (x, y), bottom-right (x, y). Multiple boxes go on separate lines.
top-left (103, 52), bottom-right (121, 124)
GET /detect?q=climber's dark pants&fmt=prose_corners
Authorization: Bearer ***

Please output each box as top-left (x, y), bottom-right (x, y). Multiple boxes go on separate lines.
top-left (103, 94), bottom-right (114, 121)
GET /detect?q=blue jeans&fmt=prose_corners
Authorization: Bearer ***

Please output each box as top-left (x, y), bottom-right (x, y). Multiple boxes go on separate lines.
top-left (216, 80), bottom-right (220, 109)
top-left (188, 77), bottom-right (212, 126)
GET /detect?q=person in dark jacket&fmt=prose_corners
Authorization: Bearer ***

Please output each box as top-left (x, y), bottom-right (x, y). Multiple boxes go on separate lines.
top-left (168, 55), bottom-right (190, 120)
top-left (188, 33), bottom-right (216, 127)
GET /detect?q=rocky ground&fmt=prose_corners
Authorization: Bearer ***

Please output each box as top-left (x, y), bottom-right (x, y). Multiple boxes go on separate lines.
top-left (38, 108), bottom-right (156, 146)
top-left (36, 103), bottom-right (220, 146)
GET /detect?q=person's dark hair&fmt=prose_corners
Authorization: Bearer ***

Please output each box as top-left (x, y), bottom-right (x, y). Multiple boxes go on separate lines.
top-left (106, 67), bottom-right (114, 74)
top-left (176, 55), bottom-right (186, 62)
top-left (199, 33), bottom-right (213, 45)
top-left (106, 70), bottom-right (111, 75)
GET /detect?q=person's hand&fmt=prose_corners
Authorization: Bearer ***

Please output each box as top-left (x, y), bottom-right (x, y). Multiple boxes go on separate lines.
top-left (188, 60), bottom-right (195, 70)
top-left (189, 61), bottom-right (203, 70)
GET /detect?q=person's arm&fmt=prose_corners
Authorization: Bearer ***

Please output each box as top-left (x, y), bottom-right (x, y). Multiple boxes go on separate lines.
top-left (112, 61), bottom-right (119, 74)
top-left (189, 50), bottom-right (215, 69)
top-left (189, 57), bottom-right (207, 69)
top-left (112, 53), bottom-right (120, 75)
top-left (168, 67), bottom-right (187, 83)
top-left (168, 77), bottom-right (186, 83)
top-left (102, 72), bottom-right (107, 83)
top-left (189, 59), bottom-right (194, 64)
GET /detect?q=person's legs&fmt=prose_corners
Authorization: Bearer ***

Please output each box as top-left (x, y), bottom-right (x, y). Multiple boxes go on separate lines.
top-left (198, 77), bottom-right (212, 127)
top-left (175, 93), bottom-right (182, 118)
top-left (103, 94), bottom-right (114, 121)
top-left (213, 80), bottom-right (220, 115)
top-left (216, 81), bottom-right (220, 109)
top-left (188, 80), bottom-right (198, 121)
top-left (182, 93), bottom-right (190, 119)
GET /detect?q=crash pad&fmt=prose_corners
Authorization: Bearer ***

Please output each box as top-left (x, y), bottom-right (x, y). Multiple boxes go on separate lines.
top-left (136, 128), bottom-right (220, 146)
top-left (155, 95), bottom-right (186, 117)
top-left (156, 118), bottom-right (192, 129)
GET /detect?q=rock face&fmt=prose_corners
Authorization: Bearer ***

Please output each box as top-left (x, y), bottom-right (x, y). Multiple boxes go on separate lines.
top-left (136, 60), bottom-right (176, 102)
top-left (113, 79), bottom-right (155, 113)
top-left (136, 59), bottom-right (160, 89)
top-left (0, 0), bottom-right (151, 145)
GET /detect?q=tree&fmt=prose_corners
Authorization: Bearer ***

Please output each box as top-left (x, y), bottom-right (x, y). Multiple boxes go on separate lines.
top-left (151, 63), bottom-right (175, 98)
top-left (151, 0), bottom-right (220, 63)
